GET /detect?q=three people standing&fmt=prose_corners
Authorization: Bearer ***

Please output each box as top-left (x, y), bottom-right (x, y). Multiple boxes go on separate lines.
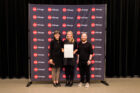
top-left (49, 31), bottom-right (93, 88)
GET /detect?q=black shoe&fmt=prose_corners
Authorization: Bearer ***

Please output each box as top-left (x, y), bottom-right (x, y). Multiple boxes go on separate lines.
top-left (65, 81), bottom-right (70, 86)
top-left (53, 83), bottom-right (57, 87)
top-left (69, 81), bottom-right (73, 87)
top-left (56, 83), bottom-right (61, 87)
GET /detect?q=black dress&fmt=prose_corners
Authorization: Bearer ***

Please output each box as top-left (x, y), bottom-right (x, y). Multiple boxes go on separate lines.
top-left (49, 39), bottom-right (63, 68)
top-left (63, 40), bottom-right (77, 66)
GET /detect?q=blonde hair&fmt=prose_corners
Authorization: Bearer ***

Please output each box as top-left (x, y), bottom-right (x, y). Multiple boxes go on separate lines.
top-left (66, 31), bottom-right (74, 43)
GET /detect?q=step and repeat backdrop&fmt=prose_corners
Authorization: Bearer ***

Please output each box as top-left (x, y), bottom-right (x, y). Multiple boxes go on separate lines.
top-left (29, 4), bottom-right (107, 81)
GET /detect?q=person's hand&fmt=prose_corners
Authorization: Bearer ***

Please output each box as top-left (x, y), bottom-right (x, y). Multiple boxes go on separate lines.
top-left (49, 59), bottom-right (55, 65)
top-left (87, 60), bottom-right (91, 65)
top-left (62, 48), bottom-right (64, 52)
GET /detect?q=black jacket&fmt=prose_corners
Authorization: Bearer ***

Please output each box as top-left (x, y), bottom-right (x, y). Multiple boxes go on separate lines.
top-left (49, 38), bottom-right (63, 67)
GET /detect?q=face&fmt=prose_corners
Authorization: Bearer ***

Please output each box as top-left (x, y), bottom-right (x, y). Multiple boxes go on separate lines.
top-left (67, 31), bottom-right (73, 40)
top-left (54, 33), bottom-right (60, 40)
top-left (81, 33), bottom-right (87, 42)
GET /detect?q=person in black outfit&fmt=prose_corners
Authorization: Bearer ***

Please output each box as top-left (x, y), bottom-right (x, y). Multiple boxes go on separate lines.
top-left (77, 33), bottom-right (93, 88)
top-left (49, 30), bottom-right (63, 87)
top-left (62, 31), bottom-right (78, 87)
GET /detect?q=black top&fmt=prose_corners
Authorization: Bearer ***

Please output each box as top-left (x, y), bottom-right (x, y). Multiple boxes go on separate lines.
top-left (49, 38), bottom-right (63, 67)
top-left (77, 41), bottom-right (93, 63)
top-left (63, 40), bottom-right (77, 66)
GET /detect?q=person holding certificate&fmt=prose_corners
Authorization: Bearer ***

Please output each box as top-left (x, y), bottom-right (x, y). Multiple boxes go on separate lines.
top-left (62, 31), bottom-right (78, 87)
top-left (49, 30), bottom-right (63, 87)
top-left (77, 33), bottom-right (93, 88)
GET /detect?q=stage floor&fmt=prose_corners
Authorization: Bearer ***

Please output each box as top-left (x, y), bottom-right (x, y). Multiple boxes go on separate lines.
top-left (0, 78), bottom-right (140, 93)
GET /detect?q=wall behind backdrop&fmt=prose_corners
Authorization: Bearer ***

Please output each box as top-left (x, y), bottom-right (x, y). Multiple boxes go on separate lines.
top-left (0, 0), bottom-right (140, 79)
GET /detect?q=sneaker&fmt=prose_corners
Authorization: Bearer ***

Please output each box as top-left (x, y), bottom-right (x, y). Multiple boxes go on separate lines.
top-left (85, 83), bottom-right (89, 88)
top-left (78, 82), bottom-right (83, 87)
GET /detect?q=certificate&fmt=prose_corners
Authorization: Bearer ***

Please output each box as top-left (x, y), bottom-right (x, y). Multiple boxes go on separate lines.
top-left (64, 44), bottom-right (73, 58)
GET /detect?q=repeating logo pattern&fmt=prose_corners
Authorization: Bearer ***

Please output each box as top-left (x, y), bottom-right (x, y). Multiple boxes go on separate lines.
top-left (29, 4), bottom-right (106, 81)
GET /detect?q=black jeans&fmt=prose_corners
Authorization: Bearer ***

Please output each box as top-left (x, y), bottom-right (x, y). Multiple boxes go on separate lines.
top-left (65, 65), bottom-right (74, 81)
top-left (79, 61), bottom-right (90, 83)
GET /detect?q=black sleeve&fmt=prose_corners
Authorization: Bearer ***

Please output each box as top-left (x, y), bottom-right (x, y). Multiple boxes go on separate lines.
top-left (61, 40), bottom-right (64, 48)
top-left (89, 43), bottom-right (93, 54)
top-left (74, 41), bottom-right (78, 50)
top-left (77, 43), bottom-right (80, 54)
top-left (49, 41), bottom-right (54, 59)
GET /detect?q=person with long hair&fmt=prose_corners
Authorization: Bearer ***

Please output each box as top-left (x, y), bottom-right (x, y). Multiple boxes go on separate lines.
top-left (62, 31), bottom-right (78, 87)
top-left (49, 30), bottom-right (63, 87)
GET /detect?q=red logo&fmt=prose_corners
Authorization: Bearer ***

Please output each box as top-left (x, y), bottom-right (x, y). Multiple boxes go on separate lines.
top-left (77, 74), bottom-right (80, 78)
top-left (91, 23), bottom-right (95, 27)
top-left (91, 30), bottom-right (95, 35)
top-left (33, 15), bottom-right (37, 19)
top-left (77, 31), bottom-right (81, 35)
top-left (33, 23), bottom-right (37, 27)
top-left (48, 8), bottom-right (52, 12)
top-left (32, 7), bottom-right (37, 12)
top-left (77, 23), bottom-right (81, 27)
top-left (34, 60), bottom-right (38, 64)
top-left (33, 38), bottom-right (37, 42)
top-left (48, 53), bottom-right (50, 57)
top-left (62, 67), bottom-right (65, 71)
top-left (48, 75), bottom-right (52, 79)
top-left (48, 30), bottom-right (52, 35)
top-left (92, 8), bottom-right (95, 12)
top-left (91, 15), bottom-right (95, 19)
top-left (33, 53), bottom-right (38, 57)
top-left (48, 38), bottom-right (52, 42)
top-left (62, 38), bottom-right (66, 41)
top-left (62, 16), bottom-right (67, 20)
top-left (62, 23), bottom-right (66, 27)
top-left (62, 31), bottom-right (66, 35)
top-left (33, 30), bottom-right (37, 35)
top-left (91, 67), bottom-right (95, 71)
top-left (91, 38), bottom-right (95, 42)
top-left (48, 23), bottom-right (52, 27)
top-left (92, 45), bottom-right (95, 49)
top-left (62, 8), bottom-right (67, 12)
top-left (48, 45), bottom-right (50, 49)
top-left (33, 45), bottom-right (37, 49)
top-left (77, 38), bottom-right (80, 42)
top-left (34, 68), bottom-right (38, 72)
top-left (91, 60), bottom-right (95, 64)
top-left (63, 74), bottom-right (66, 78)
top-left (76, 67), bottom-right (79, 71)
top-left (48, 15), bottom-right (52, 20)
top-left (48, 67), bottom-right (52, 71)
top-left (34, 75), bottom-right (38, 79)
top-left (77, 16), bottom-right (81, 20)
top-left (91, 74), bottom-right (95, 78)
top-left (77, 8), bottom-right (81, 12)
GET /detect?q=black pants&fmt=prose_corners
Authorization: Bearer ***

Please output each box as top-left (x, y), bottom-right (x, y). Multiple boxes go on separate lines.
top-left (65, 65), bottom-right (74, 81)
top-left (79, 62), bottom-right (90, 83)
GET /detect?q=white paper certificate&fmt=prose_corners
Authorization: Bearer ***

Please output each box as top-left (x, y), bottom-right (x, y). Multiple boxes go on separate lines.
top-left (64, 44), bottom-right (73, 58)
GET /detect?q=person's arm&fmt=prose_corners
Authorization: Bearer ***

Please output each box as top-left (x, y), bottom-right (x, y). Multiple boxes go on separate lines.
top-left (73, 41), bottom-right (78, 54)
top-left (61, 41), bottom-right (64, 53)
top-left (87, 43), bottom-right (93, 65)
top-left (49, 41), bottom-right (55, 65)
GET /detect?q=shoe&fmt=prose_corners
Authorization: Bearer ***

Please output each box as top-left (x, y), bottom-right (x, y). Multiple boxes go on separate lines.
top-left (78, 82), bottom-right (83, 87)
top-left (65, 81), bottom-right (70, 86)
top-left (56, 82), bottom-right (61, 87)
top-left (69, 81), bottom-right (73, 87)
top-left (53, 83), bottom-right (57, 87)
top-left (85, 83), bottom-right (89, 88)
